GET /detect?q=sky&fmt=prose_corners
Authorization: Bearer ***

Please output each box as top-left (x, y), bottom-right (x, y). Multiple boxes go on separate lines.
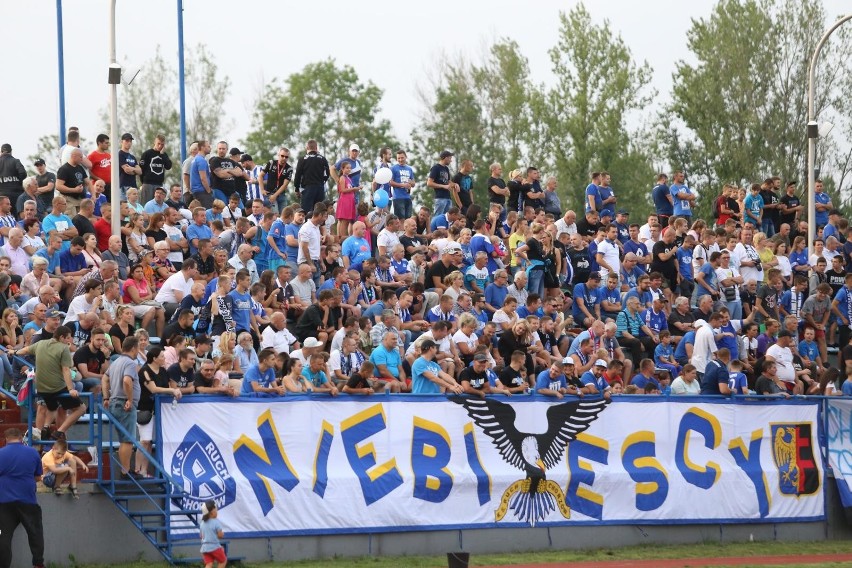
top-left (0, 0), bottom-right (848, 166)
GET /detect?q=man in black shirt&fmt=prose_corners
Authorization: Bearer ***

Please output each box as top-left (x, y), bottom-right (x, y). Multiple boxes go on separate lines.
top-left (209, 141), bottom-right (243, 202)
top-left (651, 229), bottom-right (679, 293)
top-left (778, 181), bottom-right (802, 229)
top-left (167, 348), bottom-right (197, 394)
top-left (566, 233), bottom-right (592, 285)
top-left (261, 148), bottom-right (294, 214)
top-left (118, 133), bottom-right (142, 199)
top-left (161, 309), bottom-right (197, 346)
top-left (55, 148), bottom-right (90, 216)
top-left (575, 210), bottom-right (601, 242)
top-left (425, 245), bottom-right (461, 292)
top-left (427, 150), bottom-right (456, 217)
top-left (498, 350), bottom-right (529, 393)
top-left (138, 134), bottom-right (173, 204)
top-left (229, 147), bottom-right (248, 202)
top-left (192, 240), bottom-right (216, 282)
top-left (72, 326), bottom-right (110, 393)
top-left (293, 289), bottom-right (339, 344)
top-left (0, 143), bottom-right (27, 214)
top-left (487, 163), bottom-right (508, 211)
top-left (71, 198), bottom-right (96, 237)
top-left (293, 139), bottom-right (330, 215)
top-left (459, 354), bottom-right (504, 397)
top-left (759, 178), bottom-right (780, 237)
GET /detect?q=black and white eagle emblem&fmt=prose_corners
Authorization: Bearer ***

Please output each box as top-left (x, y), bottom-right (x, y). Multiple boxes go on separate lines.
top-left (451, 395), bottom-right (609, 526)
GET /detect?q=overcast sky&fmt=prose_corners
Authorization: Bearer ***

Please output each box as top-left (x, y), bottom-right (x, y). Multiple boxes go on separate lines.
top-left (1, 0), bottom-right (847, 165)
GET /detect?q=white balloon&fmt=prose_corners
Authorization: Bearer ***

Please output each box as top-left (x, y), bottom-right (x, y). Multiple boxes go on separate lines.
top-left (374, 168), bottom-right (392, 185)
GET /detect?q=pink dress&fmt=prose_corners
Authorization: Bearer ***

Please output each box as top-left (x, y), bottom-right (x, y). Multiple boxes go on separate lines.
top-left (336, 176), bottom-right (356, 221)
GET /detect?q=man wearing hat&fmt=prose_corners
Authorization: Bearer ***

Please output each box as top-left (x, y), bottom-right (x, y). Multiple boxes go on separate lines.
top-left (459, 353), bottom-right (509, 397)
top-left (425, 243), bottom-right (462, 292)
top-left (117, 133), bottom-right (142, 202)
top-left (138, 134), bottom-right (173, 205)
top-left (331, 143), bottom-right (363, 188)
top-left (411, 339), bottom-right (463, 394)
top-left (614, 210), bottom-right (631, 244)
top-left (579, 359), bottom-right (612, 396)
top-left (427, 150), bottom-right (458, 217)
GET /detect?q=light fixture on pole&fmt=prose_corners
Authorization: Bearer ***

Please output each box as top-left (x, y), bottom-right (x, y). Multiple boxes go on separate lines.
top-left (807, 14), bottom-right (852, 257)
top-left (109, 0), bottom-right (121, 237)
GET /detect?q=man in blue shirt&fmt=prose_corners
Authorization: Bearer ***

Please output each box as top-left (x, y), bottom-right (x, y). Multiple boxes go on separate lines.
top-left (411, 339), bottom-right (463, 394)
top-left (369, 333), bottom-right (408, 393)
top-left (625, 274), bottom-right (654, 310)
top-left (614, 210), bottom-right (631, 244)
top-left (390, 149), bottom-right (415, 219)
top-left (832, 272), bottom-right (852, 370)
top-left (814, 179), bottom-right (832, 227)
top-left (669, 171), bottom-right (695, 219)
top-left (484, 270), bottom-right (509, 314)
top-left (332, 144), bottom-right (363, 188)
top-left (240, 348), bottom-right (283, 396)
top-left (58, 236), bottom-right (88, 299)
top-left (0, 427), bottom-right (45, 568)
top-left (430, 208), bottom-right (461, 232)
top-left (699, 348), bottom-right (732, 395)
top-left (584, 172), bottom-right (602, 213)
top-left (341, 221), bottom-right (372, 272)
top-left (228, 271), bottom-right (253, 335)
top-left (302, 352), bottom-right (340, 395)
top-left (652, 173), bottom-right (673, 224)
top-left (41, 196), bottom-right (76, 251)
top-left (190, 140), bottom-right (214, 208)
top-left (536, 360), bottom-right (571, 398)
top-left (579, 359), bottom-right (611, 395)
top-left (572, 272), bottom-right (602, 327)
top-left (186, 207), bottom-right (213, 257)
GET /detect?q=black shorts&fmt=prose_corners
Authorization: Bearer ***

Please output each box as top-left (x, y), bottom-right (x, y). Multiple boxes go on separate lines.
top-left (39, 388), bottom-right (84, 411)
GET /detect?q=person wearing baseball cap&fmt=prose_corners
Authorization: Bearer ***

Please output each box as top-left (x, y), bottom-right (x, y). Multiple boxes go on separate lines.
top-left (425, 242), bottom-right (462, 291)
top-left (118, 133), bottom-right (142, 202)
top-left (330, 144), bottom-right (363, 191)
top-left (428, 150), bottom-right (458, 218)
top-left (459, 353), bottom-right (510, 397)
top-left (579, 359), bottom-right (612, 397)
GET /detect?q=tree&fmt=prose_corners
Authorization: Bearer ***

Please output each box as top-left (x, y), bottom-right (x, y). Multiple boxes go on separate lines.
top-left (662, 0), bottom-right (852, 219)
top-left (243, 59), bottom-right (397, 174)
top-left (535, 4), bottom-right (655, 214)
top-left (98, 44), bottom-right (230, 183)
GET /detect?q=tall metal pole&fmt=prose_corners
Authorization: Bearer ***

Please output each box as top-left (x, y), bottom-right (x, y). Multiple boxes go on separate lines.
top-left (807, 14), bottom-right (852, 256)
top-left (109, 0), bottom-right (121, 237)
top-left (56, 0), bottom-right (67, 146)
top-left (177, 0), bottom-right (187, 164)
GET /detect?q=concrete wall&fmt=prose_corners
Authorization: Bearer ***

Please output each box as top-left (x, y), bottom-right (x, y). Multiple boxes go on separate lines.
top-left (12, 481), bottom-right (852, 566)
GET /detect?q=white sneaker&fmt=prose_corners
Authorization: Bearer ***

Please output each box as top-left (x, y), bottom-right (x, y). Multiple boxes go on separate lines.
top-left (87, 446), bottom-right (99, 467)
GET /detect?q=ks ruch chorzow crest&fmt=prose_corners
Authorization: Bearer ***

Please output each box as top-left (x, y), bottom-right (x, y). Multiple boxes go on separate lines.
top-left (452, 396), bottom-right (609, 526)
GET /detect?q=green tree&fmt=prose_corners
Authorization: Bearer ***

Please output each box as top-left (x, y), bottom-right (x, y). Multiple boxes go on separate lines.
top-left (98, 44), bottom-right (230, 184)
top-left (662, 0), bottom-right (852, 219)
top-left (535, 3), bottom-right (655, 215)
top-left (243, 59), bottom-right (397, 175)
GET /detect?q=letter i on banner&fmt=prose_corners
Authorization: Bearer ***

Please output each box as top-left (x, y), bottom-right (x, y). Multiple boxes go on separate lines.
top-left (340, 404), bottom-right (404, 506)
top-left (313, 421), bottom-right (335, 498)
top-left (411, 417), bottom-right (453, 502)
top-left (463, 423), bottom-right (492, 506)
top-left (566, 433), bottom-right (608, 520)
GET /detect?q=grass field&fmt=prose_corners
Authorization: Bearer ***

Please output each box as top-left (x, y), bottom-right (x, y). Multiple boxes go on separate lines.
top-left (72, 540), bottom-right (852, 568)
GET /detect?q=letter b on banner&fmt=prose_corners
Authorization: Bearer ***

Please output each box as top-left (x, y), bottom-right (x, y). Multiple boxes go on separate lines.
top-left (411, 417), bottom-right (453, 502)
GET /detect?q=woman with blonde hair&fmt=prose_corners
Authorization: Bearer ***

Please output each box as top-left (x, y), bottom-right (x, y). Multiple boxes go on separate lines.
top-left (443, 271), bottom-right (465, 302)
top-left (0, 308), bottom-right (23, 350)
top-left (753, 232), bottom-right (777, 283)
top-left (452, 313), bottom-right (479, 366)
top-left (214, 331), bottom-right (241, 372)
top-left (125, 213), bottom-right (148, 263)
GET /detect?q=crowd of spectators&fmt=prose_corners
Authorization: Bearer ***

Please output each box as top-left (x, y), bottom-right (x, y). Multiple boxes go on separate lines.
top-left (1, 132), bottom-right (852, 468)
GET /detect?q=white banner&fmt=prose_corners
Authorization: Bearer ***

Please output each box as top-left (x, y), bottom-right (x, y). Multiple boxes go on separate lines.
top-left (826, 399), bottom-right (852, 508)
top-left (159, 396), bottom-right (824, 537)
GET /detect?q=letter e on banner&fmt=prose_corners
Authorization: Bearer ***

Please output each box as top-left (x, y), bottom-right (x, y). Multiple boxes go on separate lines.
top-left (566, 433), bottom-right (608, 520)
top-left (340, 404), bottom-right (404, 506)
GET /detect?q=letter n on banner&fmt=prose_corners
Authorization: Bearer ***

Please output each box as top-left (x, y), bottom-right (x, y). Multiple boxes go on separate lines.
top-left (233, 410), bottom-right (300, 516)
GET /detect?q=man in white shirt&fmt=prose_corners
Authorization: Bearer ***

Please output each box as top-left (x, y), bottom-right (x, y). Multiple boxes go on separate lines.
top-left (554, 210), bottom-right (577, 236)
top-left (377, 215), bottom-right (402, 257)
top-left (260, 312), bottom-right (298, 352)
top-left (155, 259), bottom-right (198, 316)
top-left (328, 336), bottom-right (366, 387)
top-left (691, 313), bottom-right (722, 376)
top-left (228, 244), bottom-right (259, 285)
top-left (595, 224), bottom-right (621, 281)
top-left (2, 228), bottom-right (29, 277)
top-left (765, 330), bottom-right (798, 390)
top-left (163, 208), bottom-right (189, 268)
top-left (297, 205), bottom-right (327, 286)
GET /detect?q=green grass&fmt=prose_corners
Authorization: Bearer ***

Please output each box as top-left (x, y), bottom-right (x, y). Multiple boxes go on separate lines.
top-left (72, 540), bottom-right (852, 568)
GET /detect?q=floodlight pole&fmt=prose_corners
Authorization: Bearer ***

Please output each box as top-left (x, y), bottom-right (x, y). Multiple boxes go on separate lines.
top-left (108, 0), bottom-right (121, 237)
top-left (807, 14), bottom-right (852, 256)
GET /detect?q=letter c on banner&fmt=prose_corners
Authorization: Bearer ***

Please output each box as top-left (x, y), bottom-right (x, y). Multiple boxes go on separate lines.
top-left (340, 404), bottom-right (404, 506)
top-left (676, 407), bottom-right (722, 490)
top-left (621, 431), bottom-right (669, 512)
top-left (411, 417), bottom-right (453, 503)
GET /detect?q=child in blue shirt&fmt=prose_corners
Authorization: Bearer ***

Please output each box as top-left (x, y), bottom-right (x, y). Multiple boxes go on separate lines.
top-left (798, 326), bottom-right (822, 370)
top-left (200, 500), bottom-right (227, 568)
top-left (744, 185), bottom-right (763, 226)
top-left (654, 331), bottom-right (680, 380)
top-left (727, 359), bottom-right (750, 395)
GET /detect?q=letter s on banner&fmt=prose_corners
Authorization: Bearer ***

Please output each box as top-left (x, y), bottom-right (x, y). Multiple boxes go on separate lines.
top-left (621, 431), bottom-right (668, 512)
